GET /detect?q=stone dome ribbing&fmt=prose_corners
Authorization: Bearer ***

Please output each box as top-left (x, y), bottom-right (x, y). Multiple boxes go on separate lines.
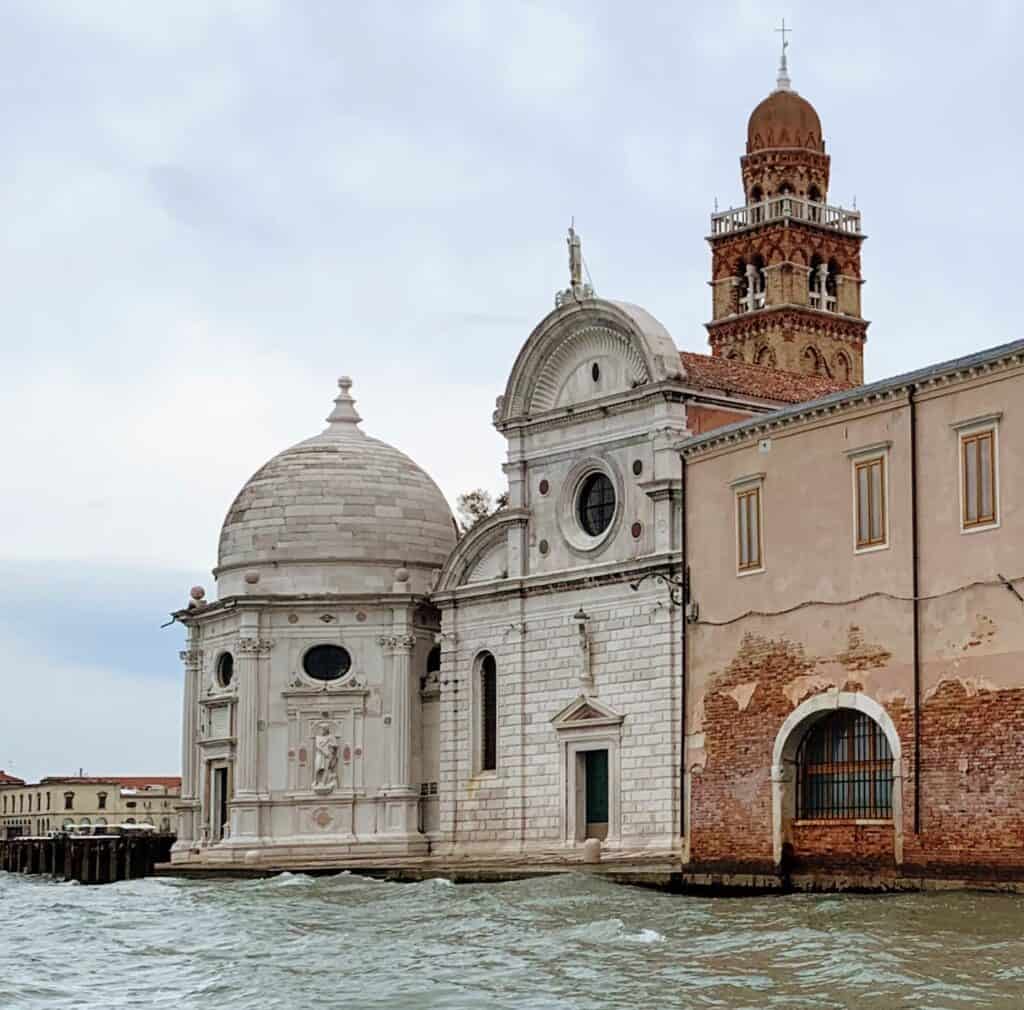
top-left (216, 378), bottom-right (456, 577)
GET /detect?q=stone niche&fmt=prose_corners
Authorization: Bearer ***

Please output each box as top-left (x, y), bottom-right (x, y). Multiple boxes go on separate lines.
top-left (282, 679), bottom-right (370, 804)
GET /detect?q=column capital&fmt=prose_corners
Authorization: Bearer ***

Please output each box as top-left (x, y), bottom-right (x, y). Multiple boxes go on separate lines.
top-left (179, 648), bottom-right (204, 665)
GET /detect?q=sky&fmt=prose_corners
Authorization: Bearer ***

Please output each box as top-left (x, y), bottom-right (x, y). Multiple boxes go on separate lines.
top-left (1, 0), bottom-right (1020, 783)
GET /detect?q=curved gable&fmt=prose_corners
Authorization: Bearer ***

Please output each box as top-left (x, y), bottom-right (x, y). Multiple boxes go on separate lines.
top-left (435, 510), bottom-right (522, 593)
top-left (496, 299), bottom-right (682, 425)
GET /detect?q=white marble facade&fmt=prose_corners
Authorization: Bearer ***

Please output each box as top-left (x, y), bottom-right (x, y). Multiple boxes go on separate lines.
top-left (172, 283), bottom-right (790, 870)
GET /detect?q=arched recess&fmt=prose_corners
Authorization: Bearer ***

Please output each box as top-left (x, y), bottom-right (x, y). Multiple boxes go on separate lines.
top-left (801, 345), bottom-right (831, 377)
top-left (755, 345), bottom-right (777, 368)
top-left (497, 299), bottom-right (681, 423)
top-left (834, 351), bottom-right (852, 384)
top-left (770, 691), bottom-right (904, 867)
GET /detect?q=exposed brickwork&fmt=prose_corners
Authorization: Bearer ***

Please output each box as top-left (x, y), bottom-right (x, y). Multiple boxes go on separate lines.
top-left (690, 626), bottom-right (912, 874)
top-left (789, 822), bottom-right (895, 871)
top-left (685, 404), bottom-right (755, 436)
top-left (903, 681), bottom-right (1024, 871)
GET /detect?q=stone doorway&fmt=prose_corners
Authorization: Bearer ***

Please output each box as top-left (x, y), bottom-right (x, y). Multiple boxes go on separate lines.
top-left (582, 749), bottom-right (609, 841)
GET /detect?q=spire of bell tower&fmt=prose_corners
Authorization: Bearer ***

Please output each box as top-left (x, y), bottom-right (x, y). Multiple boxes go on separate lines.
top-left (775, 18), bottom-right (792, 91)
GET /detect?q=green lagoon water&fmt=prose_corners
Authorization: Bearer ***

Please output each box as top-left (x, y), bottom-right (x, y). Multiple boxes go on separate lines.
top-left (2, 869), bottom-right (1024, 1009)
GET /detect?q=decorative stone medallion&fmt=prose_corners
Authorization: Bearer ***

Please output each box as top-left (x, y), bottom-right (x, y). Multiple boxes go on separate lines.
top-left (312, 807), bottom-right (332, 830)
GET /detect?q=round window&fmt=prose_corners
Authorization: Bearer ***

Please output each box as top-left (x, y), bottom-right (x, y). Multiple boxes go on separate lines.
top-left (303, 644), bottom-right (352, 682)
top-left (216, 652), bottom-right (234, 687)
top-left (577, 472), bottom-right (616, 537)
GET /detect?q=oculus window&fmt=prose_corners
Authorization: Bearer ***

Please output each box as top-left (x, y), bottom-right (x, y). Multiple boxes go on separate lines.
top-left (577, 472), bottom-right (616, 537)
top-left (303, 645), bottom-right (352, 682)
top-left (216, 652), bottom-right (234, 688)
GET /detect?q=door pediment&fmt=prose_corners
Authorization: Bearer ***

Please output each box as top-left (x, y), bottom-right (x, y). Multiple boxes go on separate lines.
top-left (551, 694), bottom-right (624, 731)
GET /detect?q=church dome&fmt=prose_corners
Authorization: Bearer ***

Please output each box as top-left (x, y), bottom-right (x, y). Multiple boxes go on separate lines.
top-left (747, 90), bottom-right (824, 153)
top-left (215, 377), bottom-right (456, 594)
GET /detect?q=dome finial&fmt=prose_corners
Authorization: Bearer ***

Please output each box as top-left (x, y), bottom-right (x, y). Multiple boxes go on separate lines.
top-left (775, 18), bottom-right (792, 91)
top-left (324, 375), bottom-right (363, 431)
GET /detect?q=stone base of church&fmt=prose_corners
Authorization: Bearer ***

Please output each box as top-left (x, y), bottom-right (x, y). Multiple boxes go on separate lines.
top-left (160, 844), bottom-right (1024, 895)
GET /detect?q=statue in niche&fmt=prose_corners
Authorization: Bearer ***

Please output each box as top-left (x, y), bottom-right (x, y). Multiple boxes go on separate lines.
top-left (313, 723), bottom-right (339, 792)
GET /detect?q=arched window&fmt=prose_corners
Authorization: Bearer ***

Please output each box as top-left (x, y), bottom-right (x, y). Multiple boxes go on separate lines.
top-left (808, 184), bottom-right (822, 203)
top-left (64, 792), bottom-right (74, 811)
top-left (796, 710), bottom-right (893, 819)
top-left (478, 652), bottom-right (497, 772)
top-left (737, 256), bottom-right (766, 313)
top-left (427, 644), bottom-right (441, 674)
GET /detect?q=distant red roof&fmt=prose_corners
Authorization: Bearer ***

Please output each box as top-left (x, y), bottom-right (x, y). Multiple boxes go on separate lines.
top-left (0, 770), bottom-right (25, 786)
top-left (679, 351), bottom-right (846, 404)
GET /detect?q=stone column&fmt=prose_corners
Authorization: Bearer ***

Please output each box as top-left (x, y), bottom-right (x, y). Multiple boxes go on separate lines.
top-left (229, 630), bottom-right (271, 846)
top-left (378, 630), bottom-right (423, 844)
top-left (381, 633), bottom-right (416, 791)
top-left (173, 631), bottom-right (202, 849)
top-left (235, 635), bottom-right (270, 795)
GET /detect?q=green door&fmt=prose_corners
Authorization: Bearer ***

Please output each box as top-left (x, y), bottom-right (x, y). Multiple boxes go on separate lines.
top-left (584, 749), bottom-right (609, 839)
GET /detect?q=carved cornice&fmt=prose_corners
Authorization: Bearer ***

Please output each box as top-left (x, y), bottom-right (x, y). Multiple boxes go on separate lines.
top-left (707, 307), bottom-right (869, 345)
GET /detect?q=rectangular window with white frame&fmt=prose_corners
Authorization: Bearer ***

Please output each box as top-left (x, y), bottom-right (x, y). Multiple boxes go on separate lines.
top-left (733, 478), bottom-right (764, 574)
top-left (953, 414), bottom-right (1000, 533)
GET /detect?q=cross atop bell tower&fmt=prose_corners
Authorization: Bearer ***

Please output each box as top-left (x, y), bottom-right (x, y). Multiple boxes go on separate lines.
top-left (704, 31), bottom-right (868, 387)
top-left (775, 18), bottom-right (791, 90)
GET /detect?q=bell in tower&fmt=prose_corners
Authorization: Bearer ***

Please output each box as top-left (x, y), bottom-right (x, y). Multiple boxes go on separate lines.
top-left (705, 24), bottom-right (868, 386)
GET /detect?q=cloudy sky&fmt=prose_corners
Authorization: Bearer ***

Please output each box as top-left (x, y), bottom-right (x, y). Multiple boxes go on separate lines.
top-left (1, 0), bottom-right (1019, 783)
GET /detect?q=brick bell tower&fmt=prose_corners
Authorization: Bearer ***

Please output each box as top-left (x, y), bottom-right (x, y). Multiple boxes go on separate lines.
top-left (706, 30), bottom-right (867, 386)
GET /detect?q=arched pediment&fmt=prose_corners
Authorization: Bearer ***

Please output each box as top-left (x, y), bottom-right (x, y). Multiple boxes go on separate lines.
top-left (496, 299), bottom-right (682, 425)
top-left (434, 510), bottom-right (523, 593)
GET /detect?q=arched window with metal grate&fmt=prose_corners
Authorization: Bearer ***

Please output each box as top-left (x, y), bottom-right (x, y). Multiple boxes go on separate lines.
top-left (796, 710), bottom-right (893, 820)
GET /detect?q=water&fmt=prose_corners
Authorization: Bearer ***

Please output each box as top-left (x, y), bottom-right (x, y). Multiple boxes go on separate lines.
top-left (3, 870), bottom-right (1024, 1010)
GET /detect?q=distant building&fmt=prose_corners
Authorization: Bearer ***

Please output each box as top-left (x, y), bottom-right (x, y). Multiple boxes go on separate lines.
top-left (0, 776), bottom-right (180, 838)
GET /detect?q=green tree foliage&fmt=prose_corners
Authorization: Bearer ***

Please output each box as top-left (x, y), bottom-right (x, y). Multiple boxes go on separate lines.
top-left (456, 488), bottom-right (508, 535)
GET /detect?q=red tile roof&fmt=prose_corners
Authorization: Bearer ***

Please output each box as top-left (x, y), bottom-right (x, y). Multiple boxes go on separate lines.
top-left (679, 351), bottom-right (847, 404)
top-left (0, 770), bottom-right (25, 786)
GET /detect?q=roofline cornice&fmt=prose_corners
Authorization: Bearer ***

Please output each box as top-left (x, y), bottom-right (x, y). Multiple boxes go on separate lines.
top-left (678, 339), bottom-right (1024, 459)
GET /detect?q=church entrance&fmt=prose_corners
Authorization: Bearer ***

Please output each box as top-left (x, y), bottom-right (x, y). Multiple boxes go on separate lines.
top-left (582, 749), bottom-right (609, 841)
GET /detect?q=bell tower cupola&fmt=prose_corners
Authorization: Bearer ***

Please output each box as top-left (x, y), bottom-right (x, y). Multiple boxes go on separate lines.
top-left (706, 23), bottom-right (868, 386)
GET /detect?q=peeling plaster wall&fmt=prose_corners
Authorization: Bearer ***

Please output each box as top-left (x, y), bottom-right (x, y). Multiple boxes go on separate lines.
top-left (684, 362), bottom-right (1024, 877)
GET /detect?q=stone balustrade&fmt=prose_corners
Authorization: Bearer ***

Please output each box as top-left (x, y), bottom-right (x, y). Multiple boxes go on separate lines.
top-left (711, 197), bottom-right (862, 236)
